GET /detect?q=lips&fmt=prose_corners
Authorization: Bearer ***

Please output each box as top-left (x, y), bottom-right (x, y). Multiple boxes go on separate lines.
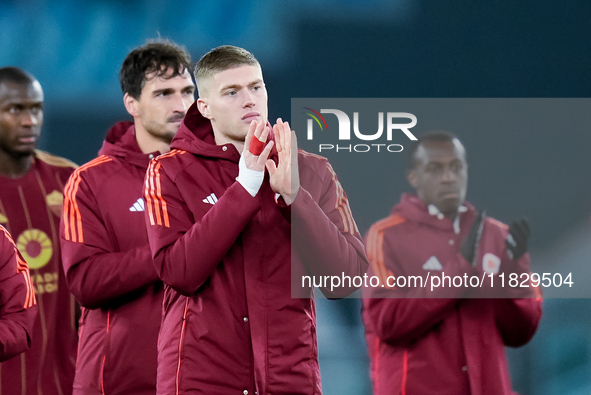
top-left (17, 135), bottom-right (37, 144)
top-left (168, 116), bottom-right (184, 124)
top-left (439, 190), bottom-right (459, 199)
top-left (242, 112), bottom-right (260, 122)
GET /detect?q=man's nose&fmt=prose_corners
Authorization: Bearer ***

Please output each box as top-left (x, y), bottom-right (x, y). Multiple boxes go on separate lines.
top-left (21, 110), bottom-right (40, 127)
top-left (242, 90), bottom-right (255, 108)
top-left (441, 166), bottom-right (456, 182)
top-left (172, 93), bottom-right (191, 113)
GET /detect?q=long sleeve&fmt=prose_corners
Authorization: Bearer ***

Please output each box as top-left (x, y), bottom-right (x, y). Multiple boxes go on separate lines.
top-left (288, 158), bottom-right (369, 298)
top-left (144, 159), bottom-right (261, 296)
top-left (494, 252), bottom-right (543, 347)
top-left (0, 228), bottom-right (37, 361)
top-left (60, 166), bottom-right (159, 309)
top-left (362, 217), bottom-right (476, 346)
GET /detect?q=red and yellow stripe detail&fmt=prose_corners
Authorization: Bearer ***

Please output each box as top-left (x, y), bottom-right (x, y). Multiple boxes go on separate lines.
top-left (63, 156), bottom-right (112, 243)
top-left (145, 150), bottom-right (186, 228)
top-left (1, 226), bottom-right (36, 308)
top-left (365, 214), bottom-right (406, 287)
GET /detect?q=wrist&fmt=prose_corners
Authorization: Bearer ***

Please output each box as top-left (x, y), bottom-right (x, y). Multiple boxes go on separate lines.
top-left (236, 154), bottom-right (264, 197)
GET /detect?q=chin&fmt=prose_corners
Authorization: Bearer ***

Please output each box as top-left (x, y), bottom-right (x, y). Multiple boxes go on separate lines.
top-left (12, 148), bottom-right (36, 158)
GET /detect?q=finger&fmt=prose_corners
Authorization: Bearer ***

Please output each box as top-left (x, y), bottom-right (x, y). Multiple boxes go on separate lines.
top-left (254, 118), bottom-right (266, 141)
top-left (510, 221), bottom-right (527, 244)
top-left (258, 122), bottom-right (270, 145)
top-left (265, 159), bottom-right (277, 176)
top-left (257, 140), bottom-right (274, 165)
top-left (274, 119), bottom-right (284, 152)
top-left (519, 217), bottom-right (531, 238)
top-left (282, 121), bottom-right (292, 153)
top-left (291, 129), bottom-right (299, 157)
top-left (244, 120), bottom-right (257, 153)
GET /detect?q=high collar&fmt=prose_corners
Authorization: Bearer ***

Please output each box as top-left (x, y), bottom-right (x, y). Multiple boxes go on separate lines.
top-left (392, 193), bottom-right (476, 234)
top-left (98, 121), bottom-right (159, 169)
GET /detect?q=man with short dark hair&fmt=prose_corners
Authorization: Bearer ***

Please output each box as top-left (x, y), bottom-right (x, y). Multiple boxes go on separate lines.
top-left (144, 45), bottom-right (368, 394)
top-left (0, 66), bottom-right (78, 395)
top-left (362, 131), bottom-right (542, 395)
top-left (60, 39), bottom-right (195, 394)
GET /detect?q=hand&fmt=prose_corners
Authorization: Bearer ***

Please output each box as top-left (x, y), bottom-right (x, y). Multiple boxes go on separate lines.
top-left (461, 210), bottom-right (486, 266)
top-left (506, 216), bottom-right (530, 260)
top-left (237, 120), bottom-right (274, 197)
top-left (266, 118), bottom-right (300, 205)
top-left (243, 120), bottom-right (274, 171)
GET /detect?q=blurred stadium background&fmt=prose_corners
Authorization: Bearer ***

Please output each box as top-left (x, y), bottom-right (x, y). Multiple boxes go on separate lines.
top-left (2, 0), bottom-right (591, 393)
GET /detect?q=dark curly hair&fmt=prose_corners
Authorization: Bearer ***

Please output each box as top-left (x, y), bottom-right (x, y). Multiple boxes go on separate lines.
top-left (119, 39), bottom-right (192, 99)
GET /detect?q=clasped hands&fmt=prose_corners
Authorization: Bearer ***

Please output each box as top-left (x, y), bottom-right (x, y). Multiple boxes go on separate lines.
top-left (240, 118), bottom-right (300, 205)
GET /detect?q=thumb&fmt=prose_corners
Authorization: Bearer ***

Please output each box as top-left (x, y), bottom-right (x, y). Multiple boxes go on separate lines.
top-left (265, 159), bottom-right (277, 176)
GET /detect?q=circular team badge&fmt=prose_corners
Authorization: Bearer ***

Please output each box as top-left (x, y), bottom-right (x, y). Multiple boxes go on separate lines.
top-left (17, 229), bottom-right (53, 269)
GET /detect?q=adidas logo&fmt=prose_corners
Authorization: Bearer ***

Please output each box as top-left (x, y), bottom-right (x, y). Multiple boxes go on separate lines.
top-left (422, 256), bottom-right (443, 270)
top-left (203, 193), bottom-right (218, 205)
top-left (129, 198), bottom-right (145, 212)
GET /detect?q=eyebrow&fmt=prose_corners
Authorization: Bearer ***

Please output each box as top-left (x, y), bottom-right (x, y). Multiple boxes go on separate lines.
top-left (2, 100), bottom-right (43, 107)
top-left (152, 84), bottom-right (195, 96)
top-left (220, 79), bottom-right (263, 92)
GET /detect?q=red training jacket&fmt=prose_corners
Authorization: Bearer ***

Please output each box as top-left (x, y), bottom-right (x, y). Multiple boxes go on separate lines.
top-left (0, 151), bottom-right (78, 395)
top-left (60, 123), bottom-right (163, 395)
top-left (362, 194), bottom-right (543, 395)
top-left (0, 226), bottom-right (37, 361)
top-left (144, 103), bottom-right (368, 395)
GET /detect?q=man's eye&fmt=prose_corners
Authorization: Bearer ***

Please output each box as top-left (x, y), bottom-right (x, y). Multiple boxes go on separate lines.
top-left (226, 91), bottom-right (236, 96)
top-left (8, 106), bottom-right (20, 114)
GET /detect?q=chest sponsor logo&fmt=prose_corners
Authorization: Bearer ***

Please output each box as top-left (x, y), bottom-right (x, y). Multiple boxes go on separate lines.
top-left (202, 193), bottom-right (218, 205)
top-left (422, 255), bottom-right (443, 270)
top-left (32, 272), bottom-right (59, 295)
top-left (45, 190), bottom-right (64, 217)
top-left (129, 198), bottom-right (145, 212)
top-left (0, 212), bottom-right (7, 223)
top-left (17, 228), bottom-right (53, 269)
top-left (482, 252), bottom-right (501, 274)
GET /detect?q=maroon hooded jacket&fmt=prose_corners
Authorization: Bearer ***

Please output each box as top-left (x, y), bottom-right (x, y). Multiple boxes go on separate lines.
top-left (60, 122), bottom-right (163, 395)
top-left (143, 103), bottom-right (368, 395)
top-left (0, 226), bottom-right (37, 361)
top-left (362, 194), bottom-right (542, 395)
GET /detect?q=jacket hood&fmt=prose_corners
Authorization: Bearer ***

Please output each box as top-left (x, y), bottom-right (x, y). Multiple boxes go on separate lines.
top-left (392, 193), bottom-right (476, 232)
top-left (98, 121), bottom-right (157, 169)
top-left (171, 102), bottom-right (276, 163)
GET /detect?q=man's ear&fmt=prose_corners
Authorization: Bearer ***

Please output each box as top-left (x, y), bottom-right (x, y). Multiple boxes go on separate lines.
top-left (197, 98), bottom-right (211, 119)
top-left (123, 93), bottom-right (140, 117)
top-left (407, 169), bottom-right (418, 188)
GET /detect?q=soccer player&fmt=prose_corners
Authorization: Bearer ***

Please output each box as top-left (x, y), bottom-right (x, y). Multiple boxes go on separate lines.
top-left (0, 67), bottom-right (78, 394)
top-left (144, 45), bottom-right (368, 394)
top-left (362, 131), bottom-right (542, 395)
top-left (60, 40), bottom-right (195, 394)
top-left (0, 225), bottom-right (37, 362)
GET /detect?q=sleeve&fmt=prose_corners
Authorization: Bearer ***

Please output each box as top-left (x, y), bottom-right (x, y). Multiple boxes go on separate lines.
top-left (362, 223), bottom-right (475, 347)
top-left (494, 251), bottom-right (543, 347)
top-left (60, 166), bottom-right (160, 309)
top-left (144, 159), bottom-right (261, 296)
top-left (0, 228), bottom-right (37, 361)
top-left (288, 159), bottom-right (369, 298)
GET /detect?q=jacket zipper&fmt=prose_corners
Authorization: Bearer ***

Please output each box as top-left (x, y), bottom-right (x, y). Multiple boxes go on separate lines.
top-left (100, 309), bottom-right (111, 395)
top-left (175, 298), bottom-right (190, 395)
